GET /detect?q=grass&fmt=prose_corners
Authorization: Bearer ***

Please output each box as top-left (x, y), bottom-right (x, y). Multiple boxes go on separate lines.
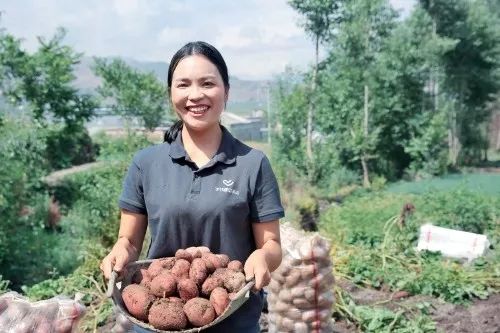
top-left (387, 172), bottom-right (500, 195)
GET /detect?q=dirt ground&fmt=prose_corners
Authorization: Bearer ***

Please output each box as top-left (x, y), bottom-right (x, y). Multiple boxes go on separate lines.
top-left (327, 279), bottom-right (500, 333)
top-left (97, 278), bottom-right (499, 332)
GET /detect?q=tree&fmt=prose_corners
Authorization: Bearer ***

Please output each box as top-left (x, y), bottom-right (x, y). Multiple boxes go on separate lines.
top-left (419, 0), bottom-right (500, 165)
top-left (0, 27), bottom-right (98, 169)
top-left (0, 28), bottom-right (96, 127)
top-left (93, 58), bottom-right (168, 131)
top-left (288, 0), bottom-right (344, 169)
top-left (319, 0), bottom-right (397, 186)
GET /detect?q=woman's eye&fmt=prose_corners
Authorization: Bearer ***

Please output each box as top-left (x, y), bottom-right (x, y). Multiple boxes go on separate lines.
top-left (176, 83), bottom-right (188, 88)
top-left (203, 82), bottom-right (214, 87)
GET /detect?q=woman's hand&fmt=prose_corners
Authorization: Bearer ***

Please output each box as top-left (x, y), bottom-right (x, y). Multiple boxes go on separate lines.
top-left (244, 249), bottom-right (271, 291)
top-left (100, 237), bottom-right (139, 280)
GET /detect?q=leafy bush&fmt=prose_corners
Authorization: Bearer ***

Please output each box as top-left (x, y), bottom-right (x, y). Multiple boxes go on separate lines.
top-left (93, 130), bottom-right (151, 161)
top-left (46, 125), bottom-right (98, 170)
top-left (418, 189), bottom-right (499, 234)
top-left (0, 118), bottom-right (56, 288)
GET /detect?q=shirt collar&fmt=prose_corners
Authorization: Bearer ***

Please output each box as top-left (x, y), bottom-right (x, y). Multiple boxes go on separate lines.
top-left (168, 125), bottom-right (236, 165)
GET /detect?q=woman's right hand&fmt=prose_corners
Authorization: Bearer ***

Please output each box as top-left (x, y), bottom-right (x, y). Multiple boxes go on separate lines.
top-left (100, 237), bottom-right (139, 280)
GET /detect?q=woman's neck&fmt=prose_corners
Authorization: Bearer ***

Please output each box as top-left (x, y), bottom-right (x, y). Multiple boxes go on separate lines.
top-left (181, 124), bottom-right (223, 167)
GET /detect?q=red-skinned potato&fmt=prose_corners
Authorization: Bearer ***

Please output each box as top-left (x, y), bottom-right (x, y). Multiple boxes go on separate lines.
top-left (122, 284), bottom-right (155, 321)
top-left (177, 279), bottom-right (199, 301)
top-left (209, 287), bottom-right (230, 316)
top-left (148, 299), bottom-right (187, 330)
top-left (223, 271), bottom-right (246, 293)
top-left (175, 249), bottom-right (194, 263)
top-left (147, 258), bottom-right (176, 278)
top-left (171, 259), bottom-right (190, 280)
top-left (215, 254), bottom-right (230, 267)
top-left (201, 276), bottom-right (223, 297)
top-left (196, 246), bottom-right (211, 254)
top-left (185, 247), bottom-right (202, 259)
top-left (189, 258), bottom-right (208, 286)
top-left (183, 298), bottom-right (216, 327)
top-left (150, 272), bottom-right (177, 298)
top-left (227, 260), bottom-right (243, 272)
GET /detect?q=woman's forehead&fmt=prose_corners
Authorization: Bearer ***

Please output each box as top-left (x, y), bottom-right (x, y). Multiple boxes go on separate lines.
top-left (172, 55), bottom-right (221, 80)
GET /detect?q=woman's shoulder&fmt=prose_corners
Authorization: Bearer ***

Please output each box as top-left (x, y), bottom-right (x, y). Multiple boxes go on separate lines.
top-left (231, 137), bottom-right (268, 165)
top-left (131, 142), bottom-right (170, 167)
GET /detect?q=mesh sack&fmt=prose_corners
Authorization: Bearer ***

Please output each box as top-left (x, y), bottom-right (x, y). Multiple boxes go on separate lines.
top-left (267, 223), bottom-right (335, 333)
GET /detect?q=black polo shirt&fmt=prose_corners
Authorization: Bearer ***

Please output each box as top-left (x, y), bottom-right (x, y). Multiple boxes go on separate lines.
top-left (118, 126), bottom-right (284, 332)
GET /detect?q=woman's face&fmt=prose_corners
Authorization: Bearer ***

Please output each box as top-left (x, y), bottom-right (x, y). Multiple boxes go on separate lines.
top-left (170, 54), bottom-right (228, 132)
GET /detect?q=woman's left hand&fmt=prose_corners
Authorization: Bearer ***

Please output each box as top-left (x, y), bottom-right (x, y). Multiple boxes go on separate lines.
top-left (244, 249), bottom-right (271, 291)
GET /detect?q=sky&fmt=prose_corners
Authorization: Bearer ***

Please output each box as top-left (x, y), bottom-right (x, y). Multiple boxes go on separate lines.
top-left (0, 0), bottom-right (416, 80)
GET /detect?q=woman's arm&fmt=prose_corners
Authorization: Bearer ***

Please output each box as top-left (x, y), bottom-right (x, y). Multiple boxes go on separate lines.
top-left (244, 220), bottom-right (282, 290)
top-left (100, 209), bottom-right (148, 279)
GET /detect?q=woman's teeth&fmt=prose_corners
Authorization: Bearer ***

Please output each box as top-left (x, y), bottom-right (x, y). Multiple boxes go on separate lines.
top-left (188, 106), bottom-right (209, 114)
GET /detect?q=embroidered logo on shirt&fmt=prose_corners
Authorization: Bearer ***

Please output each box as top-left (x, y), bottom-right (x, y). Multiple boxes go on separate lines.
top-left (222, 179), bottom-right (234, 187)
top-left (216, 179), bottom-right (239, 195)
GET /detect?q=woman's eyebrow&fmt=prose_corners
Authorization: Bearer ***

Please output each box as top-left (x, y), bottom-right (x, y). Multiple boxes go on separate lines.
top-left (174, 75), bottom-right (217, 82)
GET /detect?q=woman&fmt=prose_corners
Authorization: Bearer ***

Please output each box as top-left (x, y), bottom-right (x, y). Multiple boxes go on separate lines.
top-left (100, 41), bottom-right (284, 332)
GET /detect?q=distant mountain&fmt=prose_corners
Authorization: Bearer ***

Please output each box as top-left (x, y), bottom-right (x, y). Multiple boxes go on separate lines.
top-left (73, 56), bottom-right (268, 115)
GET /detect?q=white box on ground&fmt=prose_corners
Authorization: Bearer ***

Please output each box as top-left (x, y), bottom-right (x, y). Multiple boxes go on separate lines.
top-left (417, 224), bottom-right (490, 261)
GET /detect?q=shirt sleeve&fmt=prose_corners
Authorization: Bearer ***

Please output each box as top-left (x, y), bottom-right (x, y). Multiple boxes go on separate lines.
top-left (249, 155), bottom-right (285, 222)
top-left (118, 156), bottom-right (147, 215)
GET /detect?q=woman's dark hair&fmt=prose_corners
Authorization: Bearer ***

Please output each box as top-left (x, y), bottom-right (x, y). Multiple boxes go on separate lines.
top-left (164, 41), bottom-right (230, 143)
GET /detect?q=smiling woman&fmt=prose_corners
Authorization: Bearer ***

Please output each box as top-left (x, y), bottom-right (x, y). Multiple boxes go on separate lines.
top-left (100, 41), bottom-right (285, 333)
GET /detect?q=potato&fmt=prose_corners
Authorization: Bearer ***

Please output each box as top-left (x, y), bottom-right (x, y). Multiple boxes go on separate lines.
top-left (196, 246), bottom-right (211, 254)
top-left (201, 276), bottom-right (223, 297)
top-left (201, 253), bottom-right (221, 273)
top-left (171, 259), bottom-right (190, 280)
top-left (278, 289), bottom-right (293, 302)
top-left (189, 258), bottom-right (208, 286)
top-left (183, 298), bottom-right (216, 327)
top-left (215, 254), bottom-right (230, 267)
top-left (148, 299), bottom-right (187, 330)
top-left (227, 260), bottom-right (243, 272)
top-left (223, 271), bottom-right (246, 293)
top-left (209, 287), bottom-right (230, 316)
top-left (211, 268), bottom-right (229, 281)
top-left (168, 297), bottom-right (184, 305)
top-left (150, 272), bottom-right (177, 298)
top-left (185, 247), bottom-right (202, 259)
top-left (299, 264), bottom-right (316, 280)
top-left (285, 308), bottom-right (302, 321)
top-left (302, 309), bottom-right (330, 322)
top-left (273, 300), bottom-right (289, 312)
top-left (175, 249), bottom-right (194, 263)
top-left (122, 284), bottom-right (155, 321)
top-left (132, 268), bottom-right (150, 284)
top-left (284, 270), bottom-right (301, 288)
top-left (281, 317), bottom-right (295, 331)
top-left (177, 279), bottom-right (199, 301)
top-left (292, 297), bottom-right (309, 309)
top-left (267, 279), bottom-right (280, 293)
top-left (293, 322), bottom-right (309, 333)
top-left (147, 257), bottom-right (176, 278)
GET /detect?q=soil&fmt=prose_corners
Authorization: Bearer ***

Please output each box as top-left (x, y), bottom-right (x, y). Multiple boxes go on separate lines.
top-left (331, 278), bottom-right (500, 333)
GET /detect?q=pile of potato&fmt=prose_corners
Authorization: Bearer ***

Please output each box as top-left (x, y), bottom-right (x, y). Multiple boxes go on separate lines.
top-left (0, 291), bottom-right (86, 333)
top-left (121, 246), bottom-right (246, 331)
top-left (267, 224), bottom-right (335, 333)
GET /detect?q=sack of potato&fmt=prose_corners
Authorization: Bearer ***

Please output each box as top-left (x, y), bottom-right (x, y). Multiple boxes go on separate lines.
top-left (111, 246), bottom-right (252, 332)
top-left (267, 223), bottom-right (335, 333)
top-left (0, 291), bottom-right (86, 332)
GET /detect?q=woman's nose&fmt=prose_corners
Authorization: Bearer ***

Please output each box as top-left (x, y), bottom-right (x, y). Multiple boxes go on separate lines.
top-left (188, 86), bottom-right (204, 100)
